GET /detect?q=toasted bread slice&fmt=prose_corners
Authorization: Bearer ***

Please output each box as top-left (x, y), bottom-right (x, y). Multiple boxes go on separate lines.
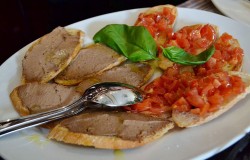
top-left (194, 32), bottom-right (244, 73)
top-left (22, 27), bottom-right (84, 83)
top-left (54, 43), bottom-right (126, 85)
top-left (143, 5), bottom-right (177, 15)
top-left (135, 4), bottom-right (177, 27)
top-left (48, 111), bottom-right (174, 149)
top-left (10, 82), bottom-right (81, 116)
top-left (159, 24), bottom-right (219, 70)
top-left (172, 71), bottom-right (250, 127)
top-left (135, 5), bottom-right (177, 47)
top-left (213, 33), bottom-right (243, 72)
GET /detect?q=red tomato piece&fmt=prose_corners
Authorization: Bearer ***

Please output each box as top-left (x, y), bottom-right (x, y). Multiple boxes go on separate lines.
top-left (166, 24), bottom-right (217, 55)
top-left (207, 94), bottom-right (224, 105)
top-left (172, 97), bottom-right (191, 112)
top-left (198, 33), bottom-right (244, 72)
top-left (135, 7), bottom-right (176, 47)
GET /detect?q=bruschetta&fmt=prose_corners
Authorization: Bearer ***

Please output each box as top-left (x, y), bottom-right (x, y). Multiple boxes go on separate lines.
top-left (22, 27), bottom-right (84, 83)
top-left (196, 33), bottom-right (244, 72)
top-left (127, 65), bottom-right (250, 127)
top-left (10, 82), bottom-right (81, 116)
top-left (159, 24), bottom-right (219, 70)
top-left (54, 43), bottom-right (126, 85)
top-left (48, 111), bottom-right (174, 149)
top-left (135, 5), bottom-right (177, 47)
top-left (172, 71), bottom-right (250, 127)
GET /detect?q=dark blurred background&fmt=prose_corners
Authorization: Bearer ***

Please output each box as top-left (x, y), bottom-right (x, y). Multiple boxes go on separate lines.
top-left (0, 0), bottom-right (184, 65)
top-left (0, 0), bottom-right (250, 160)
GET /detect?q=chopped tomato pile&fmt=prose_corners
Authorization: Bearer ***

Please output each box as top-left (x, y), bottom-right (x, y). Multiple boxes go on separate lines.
top-left (165, 24), bottom-right (217, 55)
top-left (135, 7), bottom-right (176, 47)
top-left (125, 65), bottom-right (246, 116)
top-left (197, 33), bottom-right (244, 71)
top-left (131, 8), bottom-right (245, 117)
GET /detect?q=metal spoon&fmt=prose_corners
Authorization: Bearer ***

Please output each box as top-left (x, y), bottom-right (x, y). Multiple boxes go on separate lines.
top-left (0, 82), bottom-right (143, 137)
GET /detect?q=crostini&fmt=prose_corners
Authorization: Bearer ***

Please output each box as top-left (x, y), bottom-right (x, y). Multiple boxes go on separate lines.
top-left (22, 27), bottom-right (84, 83)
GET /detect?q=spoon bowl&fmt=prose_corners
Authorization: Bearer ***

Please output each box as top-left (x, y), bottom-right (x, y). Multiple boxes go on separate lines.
top-left (0, 82), bottom-right (144, 137)
top-left (84, 82), bottom-right (143, 107)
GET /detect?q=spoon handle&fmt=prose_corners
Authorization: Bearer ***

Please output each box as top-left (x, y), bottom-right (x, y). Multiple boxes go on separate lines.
top-left (0, 97), bottom-right (86, 137)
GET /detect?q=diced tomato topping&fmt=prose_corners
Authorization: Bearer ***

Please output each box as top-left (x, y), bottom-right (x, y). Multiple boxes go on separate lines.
top-left (201, 83), bottom-right (214, 96)
top-left (157, 19), bottom-right (168, 31)
top-left (132, 12), bottom-right (245, 117)
top-left (172, 97), bottom-right (191, 112)
top-left (125, 65), bottom-right (246, 116)
top-left (166, 24), bottom-right (217, 55)
top-left (212, 50), bottom-right (222, 59)
top-left (164, 93), bottom-right (178, 105)
top-left (131, 98), bottom-right (152, 112)
top-left (221, 33), bottom-right (232, 42)
top-left (200, 24), bottom-right (216, 41)
top-left (207, 94), bottom-right (224, 105)
top-left (197, 33), bottom-right (244, 72)
top-left (186, 93), bottom-right (205, 108)
top-left (135, 7), bottom-right (176, 47)
top-left (208, 105), bottom-right (219, 112)
top-left (200, 103), bottom-right (210, 116)
top-left (190, 108), bottom-right (201, 115)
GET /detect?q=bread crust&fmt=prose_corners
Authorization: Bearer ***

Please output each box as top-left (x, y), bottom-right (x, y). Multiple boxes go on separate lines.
top-left (48, 121), bottom-right (174, 149)
top-left (172, 71), bottom-right (250, 127)
top-left (10, 87), bottom-right (31, 116)
top-left (9, 82), bottom-right (82, 128)
top-left (10, 87), bottom-right (63, 128)
top-left (9, 87), bottom-right (61, 128)
top-left (22, 27), bottom-right (84, 84)
top-left (143, 5), bottom-right (177, 23)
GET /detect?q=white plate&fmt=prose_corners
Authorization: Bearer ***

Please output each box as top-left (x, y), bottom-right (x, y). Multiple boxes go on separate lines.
top-left (211, 0), bottom-right (250, 26)
top-left (1, 7), bottom-right (250, 160)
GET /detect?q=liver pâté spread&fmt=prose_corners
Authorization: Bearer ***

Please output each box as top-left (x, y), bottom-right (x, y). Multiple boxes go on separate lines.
top-left (60, 111), bottom-right (171, 141)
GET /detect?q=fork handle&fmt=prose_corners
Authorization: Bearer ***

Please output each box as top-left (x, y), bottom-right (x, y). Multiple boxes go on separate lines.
top-left (0, 97), bottom-right (86, 137)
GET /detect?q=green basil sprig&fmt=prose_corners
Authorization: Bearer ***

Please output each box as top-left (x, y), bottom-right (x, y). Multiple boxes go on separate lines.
top-left (162, 45), bottom-right (215, 65)
top-left (93, 24), bottom-right (157, 62)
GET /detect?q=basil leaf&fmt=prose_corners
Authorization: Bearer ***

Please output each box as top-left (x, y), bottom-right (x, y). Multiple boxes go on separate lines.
top-left (93, 24), bottom-right (157, 62)
top-left (162, 46), bottom-right (215, 65)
